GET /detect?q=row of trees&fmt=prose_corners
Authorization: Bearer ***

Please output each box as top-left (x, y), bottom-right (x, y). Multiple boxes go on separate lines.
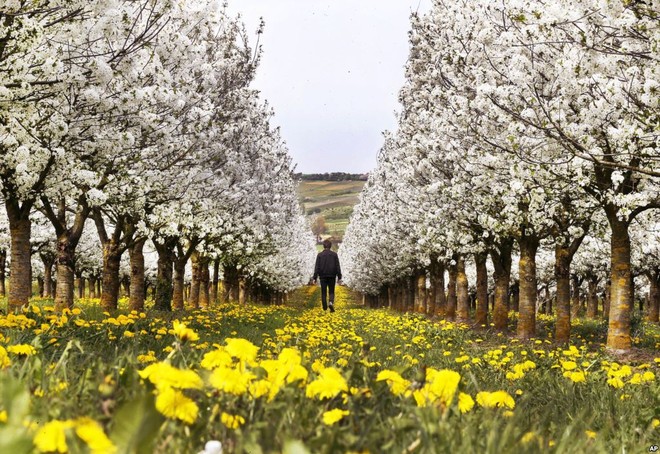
top-left (0, 1), bottom-right (316, 312)
top-left (341, 0), bottom-right (659, 351)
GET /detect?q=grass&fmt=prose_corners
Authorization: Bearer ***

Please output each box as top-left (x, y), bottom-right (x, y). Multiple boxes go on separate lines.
top-left (0, 288), bottom-right (659, 453)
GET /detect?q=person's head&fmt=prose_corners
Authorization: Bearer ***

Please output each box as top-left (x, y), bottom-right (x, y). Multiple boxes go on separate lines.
top-left (322, 239), bottom-right (332, 250)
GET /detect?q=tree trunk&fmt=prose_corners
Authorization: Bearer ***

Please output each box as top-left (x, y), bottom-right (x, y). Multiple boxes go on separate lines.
top-left (606, 216), bottom-right (633, 350)
top-left (54, 234), bottom-right (77, 311)
top-left (0, 249), bottom-right (6, 297)
top-left (555, 245), bottom-right (572, 343)
top-left (491, 239), bottom-right (513, 331)
top-left (75, 275), bottom-right (83, 299)
top-left (647, 272), bottom-right (659, 323)
top-left (6, 201), bottom-right (32, 310)
top-left (199, 257), bottom-right (210, 309)
top-left (154, 240), bottom-right (175, 311)
top-left (586, 276), bottom-right (599, 319)
top-left (99, 240), bottom-right (122, 311)
top-left (122, 277), bottom-right (130, 298)
top-left (239, 277), bottom-right (247, 305)
top-left (446, 260), bottom-right (457, 320)
top-left (475, 252), bottom-right (488, 327)
top-left (223, 264), bottom-right (239, 302)
top-left (510, 281), bottom-right (520, 312)
top-left (37, 277), bottom-right (44, 297)
top-left (517, 234), bottom-right (539, 339)
top-left (129, 239), bottom-right (146, 312)
top-left (432, 262), bottom-right (446, 317)
top-left (189, 251), bottom-right (201, 309)
top-left (42, 257), bottom-right (54, 298)
top-left (210, 259), bottom-right (220, 305)
top-left (89, 277), bottom-right (96, 299)
top-left (456, 256), bottom-right (469, 322)
top-left (603, 281), bottom-right (610, 319)
top-left (172, 257), bottom-right (187, 310)
top-left (414, 271), bottom-right (426, 313)
top-left (571, 275), bottom-right (581, 319)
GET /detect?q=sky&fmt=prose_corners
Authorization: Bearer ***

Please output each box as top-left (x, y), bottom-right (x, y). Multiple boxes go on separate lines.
top-left (226, 0), bottom-right (432, 174)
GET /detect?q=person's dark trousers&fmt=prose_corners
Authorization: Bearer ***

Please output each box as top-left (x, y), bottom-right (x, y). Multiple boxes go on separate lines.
top-left (319, 277), bottom-right (336, 311)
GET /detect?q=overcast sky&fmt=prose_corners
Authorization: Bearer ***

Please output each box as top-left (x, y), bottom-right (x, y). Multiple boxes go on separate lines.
top-left (226, 1), bottom-right (431, 174)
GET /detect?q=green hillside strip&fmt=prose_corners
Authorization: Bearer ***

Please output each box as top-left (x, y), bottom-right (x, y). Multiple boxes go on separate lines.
top-left (298, 178), bottom-right (366, 242)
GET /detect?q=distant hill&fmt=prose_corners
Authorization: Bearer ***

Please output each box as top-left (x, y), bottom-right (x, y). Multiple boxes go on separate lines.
top-left (296, 172), bottom-right (368, 182)
top-left (297, 179), bottom-right (366, 246)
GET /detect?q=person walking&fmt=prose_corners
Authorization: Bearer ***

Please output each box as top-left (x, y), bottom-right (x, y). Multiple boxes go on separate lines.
top-left (312, 239), bottom-right (342, 312)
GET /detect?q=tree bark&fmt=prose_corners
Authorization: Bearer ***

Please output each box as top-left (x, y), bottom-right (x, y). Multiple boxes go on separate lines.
top-left (239, 277), bottom-right (247, 305)
top-left (571, 275), bottom-right (581, 318)
top-left (606, 215), bottom-right (633, 350)
top-left (510, 281), bottom-right (520, 312)
top-left (456, 256), bottom-right (469, 322)
top-left (189, 251), bottom-right (201, 309)
top-left (89, 277), bottom-right (96, 299)
top-left (210, 259), bottom-right (220, 305)
top-left (199, 256), bottom-right (210, 309)
top-left (555, 245), bottom-right (572, 343)
top-left (41, 254), bottom-right (55, 298)
top-left (223, 264), bottom-right (240, 302)
top-left (154, 239), bottom-right (176, 311)
top-left (432, 262), bottom-right (446, 317)
top-left (40, 197), bottom-right (90, 311)
top-left (54, 234), bottom-right (77, 311)
top-left (100, 240), bottom-right (122, 311)
top-left (414, 271), bottom-right (426, 313)
top-left (646, 271), bottom-right (659, 323)
top-left (491, 239), bottom-right (513, 331)
top-left (129, 239), bottom-right (146, 312)
top-left (517, 234), bottom-right (539, 339)
top-left (475, 252), bottom-right (488, 327)
top-left (75, 275), bottom-right (83, 299)
top-left (0, 249), bottom-right (6, 297)
top-left (5, 200), bottom-right (32, 310)
top-left (172, 257), bottom-right (187, 311)
top-left (446, 259), bottom-right (457, 320)
top-left (586, 275), bottom-right (599, 319)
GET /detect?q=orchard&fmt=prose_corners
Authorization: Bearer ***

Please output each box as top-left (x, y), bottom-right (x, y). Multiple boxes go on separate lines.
top-left (0, 1), bottom-right (658, 453)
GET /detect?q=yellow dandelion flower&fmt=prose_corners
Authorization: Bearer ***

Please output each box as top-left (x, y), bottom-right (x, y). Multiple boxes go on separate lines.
top-left (564, 370), bottom-right (587, 383)
top-left (34, 420), bottom-right (73, 453)
top-left (652, 419), bottom-right (659, 428)
top-left (306, 367), bottom-right (348, 400)
top-left (376, 370), bottom-right (411, 397)
top-left (7, 344), bottom-right (36, 356)
top-left (74, 417), bottom-right (116, 454)
top-left (220, 412), bottom-right (245, 429)
top-left (224, 338), bottom-right (259, 364)
top-left (0, 410), bottom-right (7, 423)
top-left (457, 392), bottom-right (475, 413)
top-left (476, 391), bottom-right (515, 409)
top-left (322, 409), bottom-right (349, 426)
top-left (155, 388), bottom-right (198, 424)
top-left (137, 351), bottom-right (157, 364)
top-left (0, 346), bottom-right (11, 368)
top-left (200, 349), bottom-right (233, 370)
top-left (521, 432), bottom-right (537, 444)
top-left (607, 377), bottom-right (625, 388)
top-left (138, 362), bottom-right (203, 390)
top-left (171, 320), bottom-right (199, 342)
top-left (561, 360), bottom-right (577, 371)
top-left (585, 430), bottom-right (596, 439)
top-left (209, 367), bottom-right (254, 396)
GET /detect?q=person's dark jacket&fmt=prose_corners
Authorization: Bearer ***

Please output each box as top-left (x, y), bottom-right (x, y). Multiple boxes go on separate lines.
top-left (313, 249), bottom-right (342, 280)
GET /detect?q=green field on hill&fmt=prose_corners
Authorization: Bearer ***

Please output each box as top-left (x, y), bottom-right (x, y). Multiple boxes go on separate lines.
top-left (298, 180), bottom-right (366, 243)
